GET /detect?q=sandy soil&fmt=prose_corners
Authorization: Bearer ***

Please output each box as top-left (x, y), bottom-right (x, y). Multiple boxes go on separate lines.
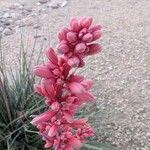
top-left (0, 0), bottom-right (150, 150)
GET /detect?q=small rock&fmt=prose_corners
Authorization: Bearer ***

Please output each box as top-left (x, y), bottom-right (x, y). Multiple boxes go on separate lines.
top-left (25, 6), bottom-right (32, 12)
top-left (9, 3), bottom-right (20, 10)
top-left (33, 24), bottom-right (41, 29)
top-left (0, 27), bottom-right (4, 33)
top-left (34, 35), bottom-right (43, 38)
top-left (61, 0), bottom-right (68, 7)
top-left (50, 2), bottom-right (60, 9)
top-left (4, 20), bottom-right (12, 26)
top-left (14, 3), bottom-right (21, 7)
top-left (24, 18), bottom-right (34, 26)
top-left (3, 13), bottom-right (12, 18)
top-left (36, 2), bottom-right (41, 6)
top-left (11, 13), bottom-right (21, 21)
top-left (50, 0), bottom-right (67, 9)
top-left (17, 21), bottom-right (26, 27)
top-left (9, 5), bottom-right (16, 10)
top-left (39, 0), bottom-right (48, 4)
top-left (3, 28), bottom-right (13, 36)
top-left (18, 5), bottom-right (24, 10)
top-left (46, 3), bottom-right (51, 7)
top-left (22, 10), bottom-right (30, 16)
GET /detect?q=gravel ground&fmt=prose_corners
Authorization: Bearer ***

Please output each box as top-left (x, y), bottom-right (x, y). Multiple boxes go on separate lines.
top-left (0, 0), bottom-right (150, 150)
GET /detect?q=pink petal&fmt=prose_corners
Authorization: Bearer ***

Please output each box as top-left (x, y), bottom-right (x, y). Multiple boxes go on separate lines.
top-left (76, 92), bottom-right (95, 102)
top-left (66, 32), bottom-right (78, 43)
top-left (81, 16), bottom-right (93, 29)
top-left (58, 43), bottom-right (69, 53)
top-left (62, 62), bottom-right (71, 79)
top-left (69, 82), bottom-right (85, 94)
top-left (81, 79), bottom-right (93, 90)
top-left (68, 57), bottom-right (80, 67)
top-left (45, 48), bottom-right (58, 65)
top-left (78, 57), bottom-right (85, 67)
top-left (75, 43), bottom-right (86, 53)
top-left (34, 84), bottom-right (44, 96)
top-left (51, 101), bottom-right (60, 111)
top-left (31, 110), bottom-right (55, 125)
top-left (45, 140), bottom-right (53, 148)
top-left (64, 146), bottom-right (74, 150)
top-left (48, 125), bottom-right (58, 137)
top-left (63, 111), bottom-right (73, 123)
top-left (92, 30), bottom-right (101, 41)
top-left (88, 24), bottom-right (101, 32)
top-left (86, 43), bottom-right (102, 55)
top-left (78, 28), bottom-right (88, 38)
top-left (68, 137), bottom-right (82, 148)
top-left (82, 33), bottom-right (93, 42)
top-left (33, 65), bottom-right (53, 78)
top-left (71, 119), bottom-right (87, 128)
top-left (41, 79), bottom-right (55, 99)
top-left (69, 74), bottom-right (84, 82)
top-left (58, 27), bottom-right (69, 41)
top-left (70, 18), bottom-right (79, 32)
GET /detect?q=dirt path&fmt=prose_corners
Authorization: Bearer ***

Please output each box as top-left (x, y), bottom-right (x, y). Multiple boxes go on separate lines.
top-left (0, 0), bottom-right (150, 150)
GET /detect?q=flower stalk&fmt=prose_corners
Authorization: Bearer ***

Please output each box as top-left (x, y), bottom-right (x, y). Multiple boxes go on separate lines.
top-left (31, 17), bottom-right (102, 150)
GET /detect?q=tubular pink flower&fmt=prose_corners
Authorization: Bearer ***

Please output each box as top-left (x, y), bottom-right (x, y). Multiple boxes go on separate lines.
top-left (57, 16), bottom-right (102, 67)
top-left (31, 17), bottom-right (102, 150)
top-left (31, 110), bottom-right (55, 125)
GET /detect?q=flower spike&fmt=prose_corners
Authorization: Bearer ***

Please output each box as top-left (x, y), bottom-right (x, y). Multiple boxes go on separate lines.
top-left (31, 17), bottom-right (102, 150)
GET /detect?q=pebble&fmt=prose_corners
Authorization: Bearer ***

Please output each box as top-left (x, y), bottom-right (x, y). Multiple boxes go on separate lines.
top-left (38, 0), bottom-right (48, 4)
top-left (24, 6), bottom-right (33, 12)
top-left (3, 13), bottom-right (12, 18)
top-left (0, 0), bottom-right (68, 37)
top-left (18, 5), bottom-right (24, 10)
top-left (34, 35), bottom-right (43, 38)
top-left (61, 0), bottom-right (68, 7)
top-left (33, 24), bottom-right (41, 29)
top-left (36, 2), bottom-right (41, 6)
top-left (3, 20), bottom-right (12, 26)
top-left (3, 28), bottom-right (13, 36)
top-left (50, 0), bottom-right (68, 9)
top-left (11, 13), bottom-right (21, 21)
top-left (16, 20), bottom-right (26, 27)
top-left (0, 27), bottom-right (4, 33)
top-left (21, 10), bottom-right (30, 16)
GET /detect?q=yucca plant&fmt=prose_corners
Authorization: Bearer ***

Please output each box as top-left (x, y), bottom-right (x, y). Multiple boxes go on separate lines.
top-left (0, 33), bottom-right (47, 149)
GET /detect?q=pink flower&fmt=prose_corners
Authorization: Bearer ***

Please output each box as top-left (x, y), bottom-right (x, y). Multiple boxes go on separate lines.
top-left (33, 48), bottom-right (70, 81)
top-left (31, 17), bottom-right (102, 150)
top-left (57, 17), bottom-right (102, 67)
top-left (31, 110), bottom-right (55, 125)
top-left (67, 75), bottom-right (95, 102)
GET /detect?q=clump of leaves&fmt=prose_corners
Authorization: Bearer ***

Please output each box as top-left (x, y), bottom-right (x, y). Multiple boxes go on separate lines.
top-left (0, 69), bottom-right (45, 150)
top-left (0, 34), bottom-right (47, 149)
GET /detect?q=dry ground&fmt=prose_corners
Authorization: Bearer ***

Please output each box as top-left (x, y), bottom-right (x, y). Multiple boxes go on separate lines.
top-left (0, 0), bottom-right (150, 150)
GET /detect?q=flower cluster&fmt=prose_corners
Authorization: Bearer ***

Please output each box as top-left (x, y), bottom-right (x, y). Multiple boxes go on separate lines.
top-left (31, 17), bottom-right (102, 150)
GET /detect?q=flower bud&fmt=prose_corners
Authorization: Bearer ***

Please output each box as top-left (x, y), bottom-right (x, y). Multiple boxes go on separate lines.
top-left (67, 32), bottom-right (78, 43)
top-left (68, 57), bottom-right (80, 67)
top-left (80, 16), bottom-right (93, 29)
top-left (75, 43), bottom-right (86, 53)
top-left (51, 101), bottom-right (60, 111)
top-left (82, 33), bottom-right (93, 42)
top-left (70, 18), bottom-right (79, 32)
top-left (58, 43), bottom-right (69, 53)
top-left (92, 30), bottom-right (101, 41)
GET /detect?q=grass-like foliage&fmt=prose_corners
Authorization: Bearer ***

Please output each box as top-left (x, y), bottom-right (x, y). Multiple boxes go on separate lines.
top-left (0, 35), bottom-right (46, 150)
